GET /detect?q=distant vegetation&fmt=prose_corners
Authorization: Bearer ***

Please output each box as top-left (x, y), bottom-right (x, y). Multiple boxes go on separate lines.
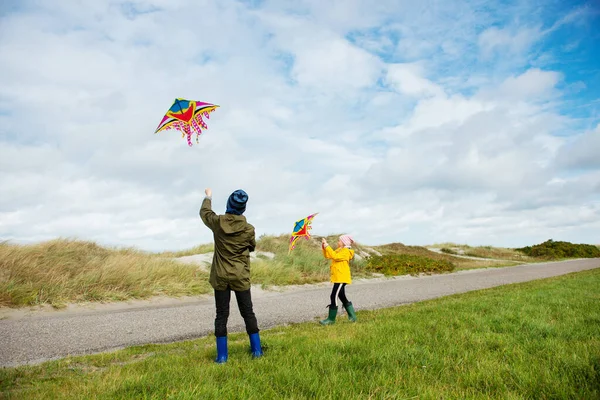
top-left (431, 243), bottom-right (533, 261)
top-left (4, 235), bottom-right (595, 309)
top-left (516, 239), bottom-right (600, 260)
top-left (366, 254), bottom-right (455, 276)
top-left (441, 247), bottom-right (458, 255)
top-left (160, 243), bottom-right (214, 257)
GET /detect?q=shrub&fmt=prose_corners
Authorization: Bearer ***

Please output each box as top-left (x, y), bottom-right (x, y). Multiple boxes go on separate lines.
top-left (366, 254), bottom-right (455, 276)
top-left (441, 248), bottom-right (458, 255)
top-left (516, 239), bottom-right (600, 260)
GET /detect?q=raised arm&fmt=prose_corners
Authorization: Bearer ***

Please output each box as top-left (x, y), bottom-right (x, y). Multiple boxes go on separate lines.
top-left (322, 245), bottom-right (352, 262)
top-left (200, 190), bottom-right (219, 231)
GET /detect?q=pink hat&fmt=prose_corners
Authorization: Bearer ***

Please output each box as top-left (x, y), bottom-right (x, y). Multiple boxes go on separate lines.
top-left (339, 234), bottom-right (354, 247)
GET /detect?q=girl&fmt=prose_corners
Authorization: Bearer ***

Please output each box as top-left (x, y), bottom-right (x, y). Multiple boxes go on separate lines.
top-left (320, 234), bottom-right (357, 325)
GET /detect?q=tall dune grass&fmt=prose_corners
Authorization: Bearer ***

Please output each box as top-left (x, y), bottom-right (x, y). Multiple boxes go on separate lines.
top-left (159, 243), bottom-right (214, 257)
top-left (251, 235), bottom-right (370, 286)
top-left (0, 239), bottom-right (211, 308)
top-left (0, 235), bottom-right (524, 308)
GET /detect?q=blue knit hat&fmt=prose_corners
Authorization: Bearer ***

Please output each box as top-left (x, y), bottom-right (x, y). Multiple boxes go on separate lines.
top-left (226, 189), bottom-right (248, 215)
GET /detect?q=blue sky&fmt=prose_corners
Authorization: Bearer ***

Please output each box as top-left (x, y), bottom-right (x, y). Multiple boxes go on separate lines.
top-left (0, 0), bottom-right (599, 251)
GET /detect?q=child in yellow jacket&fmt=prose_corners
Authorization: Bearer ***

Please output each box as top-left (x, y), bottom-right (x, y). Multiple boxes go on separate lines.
top-left (320, 234), bottom-right (357, 325)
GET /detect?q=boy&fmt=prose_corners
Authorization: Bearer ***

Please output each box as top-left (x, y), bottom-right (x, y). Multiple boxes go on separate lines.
top-left (200, 188), bottom-right (263, 363)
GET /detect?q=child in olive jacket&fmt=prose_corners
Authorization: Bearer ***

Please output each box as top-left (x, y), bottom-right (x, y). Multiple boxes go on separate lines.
top-left (320, 234), bottom-right (358, 325)
top-left (200, 188), bottom-right (263, 363)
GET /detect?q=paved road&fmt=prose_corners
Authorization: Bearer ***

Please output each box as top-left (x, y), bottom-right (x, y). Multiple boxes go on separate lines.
top-left (1, 259), bottom-right (599, 367)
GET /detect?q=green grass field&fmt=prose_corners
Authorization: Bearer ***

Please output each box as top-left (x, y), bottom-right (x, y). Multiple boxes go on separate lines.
top-left (2, 269), bottom-right (598, 399)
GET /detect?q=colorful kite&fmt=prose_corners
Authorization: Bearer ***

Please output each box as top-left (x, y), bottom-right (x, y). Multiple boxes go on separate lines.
top-left (155, 98), bottom-right (219, 146)
top-left (289, 213), bottom-right (318, 253)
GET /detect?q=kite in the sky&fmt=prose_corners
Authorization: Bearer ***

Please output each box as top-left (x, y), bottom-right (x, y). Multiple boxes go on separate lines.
top-left (155, 98), bottom-right (219, 146)
top-left (289, 213), bottom-right (318, 253)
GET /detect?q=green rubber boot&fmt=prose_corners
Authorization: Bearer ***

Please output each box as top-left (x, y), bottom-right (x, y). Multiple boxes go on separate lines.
top-left (343, 302), bottom-right (357, 322)
top-left (319, 305), bottom-right (338, 325)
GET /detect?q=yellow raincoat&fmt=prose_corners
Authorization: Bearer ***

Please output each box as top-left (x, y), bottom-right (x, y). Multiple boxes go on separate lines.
top-left (322, 246), bottom-right (354, 284)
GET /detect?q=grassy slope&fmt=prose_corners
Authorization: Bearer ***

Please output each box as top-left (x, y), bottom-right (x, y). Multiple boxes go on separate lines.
top-left (1, 269), bottom-right (598, 399)
top-left (0, 235), bottom-right (566, 308)
top-left (0, 239), bottom-right (211, 308)
top-left (159, 243), bottom-right (214, 257)
top-left (250, 234), bottom-right (372, 287)
top-left (377, 242), bottom-right (523, 269)
top-left (429, 242), bottom-right (536, 262)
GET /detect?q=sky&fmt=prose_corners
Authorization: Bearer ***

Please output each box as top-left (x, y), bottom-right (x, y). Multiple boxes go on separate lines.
top-left (0, 0), bottom-right (599, 251)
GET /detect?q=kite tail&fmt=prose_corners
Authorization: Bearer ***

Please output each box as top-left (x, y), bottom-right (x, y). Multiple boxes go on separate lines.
top-left (191, 118), bottom-right (203, 143)
top-left (172, 122), bottom-right (184, 139)
top-left (183, 124), bottom-right (193, 147)
top-left (197, 114), bottom-right (209, 130)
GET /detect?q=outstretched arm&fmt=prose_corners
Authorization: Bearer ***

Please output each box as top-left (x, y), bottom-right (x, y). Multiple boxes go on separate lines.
top-left (200, 188), bottom-right (219, 231)
top-left (322, 245), bottom-right (351, 262)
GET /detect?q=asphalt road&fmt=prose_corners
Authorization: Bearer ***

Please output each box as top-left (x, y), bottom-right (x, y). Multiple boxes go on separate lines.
top-left (1, 258), bottom-right (599, 367)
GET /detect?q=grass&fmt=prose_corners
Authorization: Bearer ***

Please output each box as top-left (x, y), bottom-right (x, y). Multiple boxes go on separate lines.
top-left (0, 235), bottom-right (371, 308)
top-left (159, 243), bottom-right (214, 257)
top-left (516, 239), bottom-right (600, 260)
top-left (250, 235), bottom-right (370, 287)
top-left (430, 242), bottom-right (535, 262)
top-left (1, 269), bottom-right (599, 399)
top-left (2, 235), bottom-right (577, 309)
top-left (378, 242), bottom-right (522, 270)
top-left (366, 254), bottom-right (455, 276)
top-left (0, 239), bottom-right (211, 308)
top-left (441, 247), bottom-right (459, 255)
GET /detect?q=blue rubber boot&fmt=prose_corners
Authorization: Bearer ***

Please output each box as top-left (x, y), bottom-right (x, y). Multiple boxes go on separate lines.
top-left (215, 336), bottom-right (228, 363)
top-left (249, 332), bottom-right (263, 358)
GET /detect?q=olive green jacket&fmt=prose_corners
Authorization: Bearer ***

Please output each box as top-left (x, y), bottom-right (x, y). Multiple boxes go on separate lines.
top-left (200, 197), bottom-right (256, 291)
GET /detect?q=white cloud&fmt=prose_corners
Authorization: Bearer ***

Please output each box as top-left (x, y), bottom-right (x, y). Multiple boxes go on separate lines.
top-left (290, 37), bottom-right (383, 90)
top-left (0, 0), bottom-right (598, 251)
top-left (256, 12), bottom-right (384, 91)
top-left (496, 68), bottom-right (562, 100)
top-left (385, 63), bottom-right (444, 97)
top-left (556, 124), bottom-right (600, 170)
top-left (478, 26), bottom-right (541, 58)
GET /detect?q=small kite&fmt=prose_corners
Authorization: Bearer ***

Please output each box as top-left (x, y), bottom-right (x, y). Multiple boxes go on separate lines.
top-left (155, 98), bottom-right (219, 146)
top-left (289, 213), bottom-right (318, 253)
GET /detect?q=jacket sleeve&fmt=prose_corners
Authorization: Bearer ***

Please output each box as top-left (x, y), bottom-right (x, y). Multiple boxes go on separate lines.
top-left (200, 198), bottom-right (219, 231)
top-left (248, 226), bottom-right (256, 253)
top-left (323, 246), bottom-right (351, 262)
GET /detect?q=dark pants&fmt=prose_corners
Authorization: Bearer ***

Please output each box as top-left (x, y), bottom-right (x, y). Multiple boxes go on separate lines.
top-left (330, 283), bottom-right (349, 308)
top-left (214, 286), bottom-right (259, 337)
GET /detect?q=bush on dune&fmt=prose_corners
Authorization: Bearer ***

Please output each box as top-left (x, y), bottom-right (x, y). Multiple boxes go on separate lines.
top-left (366, 254), bottom-right (455, 276)
top-left (516, 239), bottom-right (600, 260)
